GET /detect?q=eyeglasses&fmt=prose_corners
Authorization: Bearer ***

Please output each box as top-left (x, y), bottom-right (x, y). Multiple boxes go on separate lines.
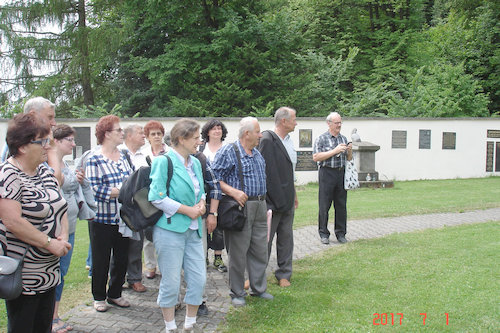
top-left (63, 137), bottom-right (75, 142)
top-left (30, 138), bottom-right (51, 146)
top-left (110, 128), bottom-right (123, 133)
top-left (328, 121), bottom-right (342, 125)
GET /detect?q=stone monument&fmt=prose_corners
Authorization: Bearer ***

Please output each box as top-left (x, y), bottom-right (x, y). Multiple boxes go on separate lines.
top-left (351, 129), bottom-right (393, 188)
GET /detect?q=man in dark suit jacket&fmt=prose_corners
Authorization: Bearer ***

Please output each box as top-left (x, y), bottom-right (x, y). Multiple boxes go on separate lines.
top-left (258, 107), bottom-right (298, 287)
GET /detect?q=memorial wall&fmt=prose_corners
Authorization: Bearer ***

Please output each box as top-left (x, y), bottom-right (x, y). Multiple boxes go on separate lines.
top-left (1, 117), bottom-right (499, 184)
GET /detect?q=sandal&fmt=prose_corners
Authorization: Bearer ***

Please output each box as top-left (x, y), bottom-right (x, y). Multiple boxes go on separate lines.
top-left (93, 300), bottom-right (109, 312)
top-left (107, 296), bottom-right (130, 308)
top-left (52, 318), bottom-right (73, 333)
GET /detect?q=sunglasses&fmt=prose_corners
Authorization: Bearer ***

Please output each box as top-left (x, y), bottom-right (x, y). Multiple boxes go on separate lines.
top-left (30, 138), bottom-right (51, 146)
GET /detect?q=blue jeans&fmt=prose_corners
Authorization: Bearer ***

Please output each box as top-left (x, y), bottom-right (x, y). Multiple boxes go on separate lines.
top-left (153, 226), bottom-right (205, 308)
top-left (55, 233), bottom-right (75, 301)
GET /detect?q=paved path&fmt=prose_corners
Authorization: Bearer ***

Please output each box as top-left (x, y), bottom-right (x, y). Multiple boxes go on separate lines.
top-left (64, 208), bottom-right (500, 333)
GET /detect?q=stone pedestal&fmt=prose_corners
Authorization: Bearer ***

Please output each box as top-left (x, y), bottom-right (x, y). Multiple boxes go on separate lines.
top-left (352, 141), bottom-right (380, 181)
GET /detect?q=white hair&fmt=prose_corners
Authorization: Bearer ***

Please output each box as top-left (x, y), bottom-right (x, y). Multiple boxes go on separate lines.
top-left (326, 112), bottom-right (341, 122)
top-left (23, 97), bottom-right (55, 114)
top-left (274, 107), bottom-right (295, 125)
top-left (123, 124), bottom-right (142, 138)
top-left (238, 117), bottom-right (258, 138)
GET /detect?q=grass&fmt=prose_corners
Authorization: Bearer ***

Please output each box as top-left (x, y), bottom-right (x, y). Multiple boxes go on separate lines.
top-left (1, 177), bottom-right (499, 331)
top-left (294, 176), bottom-right (500, 229)
top-left (221, 221), bottom-right (500, 332)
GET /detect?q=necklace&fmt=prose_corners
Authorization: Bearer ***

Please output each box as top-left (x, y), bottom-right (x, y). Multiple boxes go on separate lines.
top-left (12, 157), bottom-right (23, 171)
top-left (12, 157), bottom-right (36, 175)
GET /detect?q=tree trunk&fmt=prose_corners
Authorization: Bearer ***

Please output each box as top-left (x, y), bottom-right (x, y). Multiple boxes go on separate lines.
top-left (78, 0), bottom-right (94, 106)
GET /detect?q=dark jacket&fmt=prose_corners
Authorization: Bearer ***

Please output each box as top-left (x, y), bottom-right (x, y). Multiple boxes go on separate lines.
top-left (258, 130), bottom-right (295, 212)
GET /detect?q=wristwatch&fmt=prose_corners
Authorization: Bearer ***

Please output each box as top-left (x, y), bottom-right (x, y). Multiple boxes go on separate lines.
top-left (44, 236), bottom-right (51, 248)
top-left (208, 212), bottom-right (218, 217)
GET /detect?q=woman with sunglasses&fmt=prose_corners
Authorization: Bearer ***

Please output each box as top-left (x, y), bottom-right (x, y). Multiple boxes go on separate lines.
top-left (0, 112), bottom-right (71, 333)
top-left (85, 115), bottom-right (134, 312)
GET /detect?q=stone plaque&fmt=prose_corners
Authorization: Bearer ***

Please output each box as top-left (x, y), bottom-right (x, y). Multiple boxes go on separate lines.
top-left (486, 142), bottom-right (493, 172)
top-left (391, 130), bottom-right (407, 149)
top-left (296, 151), bottom-right (318, 171)
top-left (299, 129), bottom-right (313, 148)
top-left (487, 130), bottom-right (500, 138)
top-left (419, 129), bottom-right (431, 149)
top-left (442, 132), bottom-right (456, 150)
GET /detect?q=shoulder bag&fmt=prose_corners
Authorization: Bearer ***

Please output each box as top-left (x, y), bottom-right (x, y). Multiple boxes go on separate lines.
top-left (344, 159), bottom-right (360, 190)
top-left (217, 143), bottom-right (246, 231)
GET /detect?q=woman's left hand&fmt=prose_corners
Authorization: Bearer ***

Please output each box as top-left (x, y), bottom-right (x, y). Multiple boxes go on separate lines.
top-left (76, 168), bottom-right (85, 184)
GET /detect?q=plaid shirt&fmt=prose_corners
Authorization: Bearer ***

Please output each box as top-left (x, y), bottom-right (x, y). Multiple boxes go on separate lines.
top-left (211, 141), bottom-right (266, 196)
top-left (205, 160), bottom-right (222, 200)
top-left (313, 131), bottom-right (349, 168)
top-left (85, 151), bottom-right (133, 224)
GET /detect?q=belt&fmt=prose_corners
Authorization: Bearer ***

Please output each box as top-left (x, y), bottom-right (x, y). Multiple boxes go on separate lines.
top-left (247, 194), bottom-right (266, 201)
top-left (322, 166), bottom-right (345, 171)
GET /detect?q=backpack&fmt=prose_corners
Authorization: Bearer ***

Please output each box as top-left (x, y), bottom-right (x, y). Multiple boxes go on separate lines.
top-left (118, 154), bottom-right (173, 232)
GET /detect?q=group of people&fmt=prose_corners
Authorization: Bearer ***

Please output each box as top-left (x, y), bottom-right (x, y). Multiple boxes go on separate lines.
top-left (0, 96), bottom-right (354, 333)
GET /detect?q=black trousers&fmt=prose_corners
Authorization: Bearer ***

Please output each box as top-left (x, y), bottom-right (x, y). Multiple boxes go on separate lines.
top-left (6, 287), bottom-right (56, 333)
top-left (207, 226), bottom-right (225, 251)
top-left (89, 222), bottom-right (129, 301)
top-left (318, 166), bottom-right (347, 239)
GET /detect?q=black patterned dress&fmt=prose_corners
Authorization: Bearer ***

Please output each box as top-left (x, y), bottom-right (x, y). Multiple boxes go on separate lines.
top-left (0, 161), bottom-right (67, 295)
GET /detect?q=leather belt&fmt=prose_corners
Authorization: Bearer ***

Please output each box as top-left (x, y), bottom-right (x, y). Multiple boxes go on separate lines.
top-left (323, 166), bottom-right (345, 171)
top-left (247, 194), bottom-right (266, 201)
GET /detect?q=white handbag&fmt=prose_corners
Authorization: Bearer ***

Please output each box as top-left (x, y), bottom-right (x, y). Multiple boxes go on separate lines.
top-left (344, 160), bottom-right (360, 190)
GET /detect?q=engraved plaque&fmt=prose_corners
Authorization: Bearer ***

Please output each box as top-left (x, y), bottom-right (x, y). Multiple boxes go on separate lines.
top-left (299, 129), bottom-right (312, 148)
top-left (296, 151), bottom-right (318, 171)
top-left (487, 130), bottom-right (500, 138)
top-left (419, 129), bottom-right (431, 149)
top-left (392, 130), bottom-right (407, 149)
top-left (442, 132), bottom-right (456, 150)
top-left (486, 142), bottom-right (494, 172)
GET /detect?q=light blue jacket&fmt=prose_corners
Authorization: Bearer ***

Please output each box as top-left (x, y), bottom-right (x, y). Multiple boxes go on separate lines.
top-left (148, 150), bottom-right (205, 237)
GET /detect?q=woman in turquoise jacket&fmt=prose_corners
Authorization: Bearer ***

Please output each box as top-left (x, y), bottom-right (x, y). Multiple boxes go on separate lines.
top-left (149, 119), bottom-right (206, 333)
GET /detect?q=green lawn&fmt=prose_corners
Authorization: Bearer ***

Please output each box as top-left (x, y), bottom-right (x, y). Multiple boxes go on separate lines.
top-left (222, 221), bottom-right (500, 332)
top-left (1, 177), bottom-right (499, 330)
top-left (295, 176), bottom-right (500, 228)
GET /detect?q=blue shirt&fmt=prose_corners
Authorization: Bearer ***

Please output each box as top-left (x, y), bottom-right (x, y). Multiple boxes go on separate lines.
top-left (211, 141), bottom-right (266, 196)
top-left (85, 151), bottom-right (133, 224)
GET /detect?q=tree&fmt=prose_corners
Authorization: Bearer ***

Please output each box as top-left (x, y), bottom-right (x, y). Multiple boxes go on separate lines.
top-left (0, 0), bottom-right (123, 116)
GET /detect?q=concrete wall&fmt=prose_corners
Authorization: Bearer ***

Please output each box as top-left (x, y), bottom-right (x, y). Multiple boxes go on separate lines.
top-left (1, 117), bottom-right (499, 184)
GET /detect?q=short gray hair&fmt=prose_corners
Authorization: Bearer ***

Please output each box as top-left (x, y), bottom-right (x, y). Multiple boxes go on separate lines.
top-left (326, 112), bottom-right (341, 122)
top-left (170, 119), bottom-right (200, 147)
top-left (238, 117), bottom-right (257, 138)
top-left (123, 124), bottom-right (142, 139)
top-left (274, 107), bottom-right (295, 124)
top-left (24, 97), bottom-right (55, 114)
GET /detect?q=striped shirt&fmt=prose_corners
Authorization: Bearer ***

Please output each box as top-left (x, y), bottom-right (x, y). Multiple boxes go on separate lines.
top-left (313, 131), bottom-right (349, 169)
top-left (212, 141), bottom-right (266, 196)
top-left (85, 151), bottom-right (133, 224)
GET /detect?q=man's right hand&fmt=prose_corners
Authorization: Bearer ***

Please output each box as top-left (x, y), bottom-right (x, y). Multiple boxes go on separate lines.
top-left (231, 189), bottom-right (248, 207)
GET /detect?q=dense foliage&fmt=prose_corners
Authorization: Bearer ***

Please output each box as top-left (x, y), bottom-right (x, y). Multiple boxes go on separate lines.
top-left (0, 0), bottom-right (498, 118)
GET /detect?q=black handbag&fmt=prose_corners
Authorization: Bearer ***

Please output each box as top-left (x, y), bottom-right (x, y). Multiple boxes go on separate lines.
top-left (217, 143), bottom-right (246, 231)
top-left (218, 195), bottom-right (246, 231)
top-left (0, 172), bottom-right (50, 300)
top-left (0, 254), bottom-right (25, 300)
